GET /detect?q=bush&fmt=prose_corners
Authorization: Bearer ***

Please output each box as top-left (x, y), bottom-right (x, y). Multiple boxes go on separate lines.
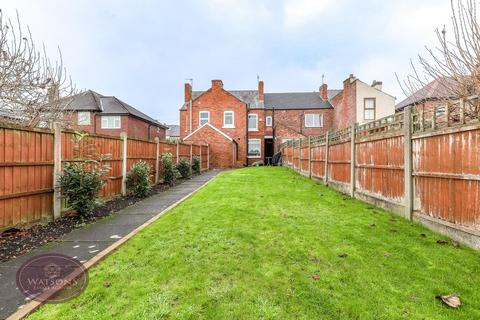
top-left (126, 161), bottom-right (151, 198)
top-left (192, 156), bottom-right (201, 174)
top-left (162, 153), bottom-right (177, 185)
top-left (176, 157), bottom-right (192, 179)
top-left (60, 162), bottom-right (106, 218)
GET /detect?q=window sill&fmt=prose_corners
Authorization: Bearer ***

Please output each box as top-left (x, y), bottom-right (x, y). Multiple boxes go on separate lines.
top-left (248, 129), bottom-right (258, 132)
top-left (304, 126), bottom-right (323, 128)
top-left (247, 155), bottom-right (261, 159)
top-left (101, 127), bottom-right (121, 130)
top-left (222, 126), bottom-right (235, 129)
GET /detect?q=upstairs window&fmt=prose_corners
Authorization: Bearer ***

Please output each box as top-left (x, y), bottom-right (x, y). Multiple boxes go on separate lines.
top-left (199, 111), bottom-right (210, 126)
top-left (77, 111), bottom-right (90, 125)
top-left (101, 116), bottom-right (121, 129)
top-left (248, 114), bottom-right (258, 131)
top-left (304, 114), bottom-right (323, 127)
top-left (223, 111), bottom-right (235, 128)
top-left (266, 116), bottom-right (272, 127)
top-left (364, 98), bottom-right (376, 120)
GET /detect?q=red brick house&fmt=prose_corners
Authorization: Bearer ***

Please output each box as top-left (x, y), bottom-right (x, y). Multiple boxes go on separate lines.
top-left (65, 90), bottom-right (167, 140)
top-left (180, 75), bottom-right (395, 168)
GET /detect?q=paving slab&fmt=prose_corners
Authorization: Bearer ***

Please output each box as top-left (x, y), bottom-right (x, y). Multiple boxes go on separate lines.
top-left (0, 170), bottom-right (219, 319)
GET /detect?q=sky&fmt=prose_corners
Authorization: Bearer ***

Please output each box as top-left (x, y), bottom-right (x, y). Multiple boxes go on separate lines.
top-left (1, 0), bottom-right (452, 124)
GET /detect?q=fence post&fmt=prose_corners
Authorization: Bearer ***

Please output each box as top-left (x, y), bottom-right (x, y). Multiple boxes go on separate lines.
top-left (121, 132), bottom-right (128, 197)
top-left (460, 98), bottom-right (465, 124)
top-left (190, 143), bottom-right (193, 164)
top-left (350, 124), bottom-right (356, 197)
top-left (199, 145), bottom-right (202, 171)
top-left (308, 136), bottom-right (312, 179)
top-left (298, 138), bottom-right (302, 173)
top-left (154, 137), bottom-right (160, 184)
top-left (207, 144), bottom-right (210, 170)
top-left (324, 131), bottom-right (330, 185)
top-left (404, 108), bottom-right (413, 221)
top-left (291, 140), bottom-right (295, 169)
top-left (53, 123), bottom-right (62, 220)
top-left (176, 141), bottom-right (179, 164)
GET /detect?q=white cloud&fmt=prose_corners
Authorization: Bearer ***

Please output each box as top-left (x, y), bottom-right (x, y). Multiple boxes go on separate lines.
top-left (284, 0), bottom-right (335, 29)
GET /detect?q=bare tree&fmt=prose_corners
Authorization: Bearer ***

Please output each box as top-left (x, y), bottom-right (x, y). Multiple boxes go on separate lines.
top-left (397, 0), bottom-right (480, 120)
top-left (0, 9), bottom-right (77, 128)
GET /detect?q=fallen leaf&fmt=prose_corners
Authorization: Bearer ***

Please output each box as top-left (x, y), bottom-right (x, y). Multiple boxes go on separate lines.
top-left (312, 274), bottom-right (320, 281)
top-left (437, 240), bottom-right (448, 245)
top-left (103, 281), bottom-right (111, 288)
top-left (384, 252), bottom-right (392, 257)
top-left (338, 253), bottom-right (348, 258)
top-left (451, 241), bottom-right (461, 248)
top-left (436, 294), bottom-right (461, 308)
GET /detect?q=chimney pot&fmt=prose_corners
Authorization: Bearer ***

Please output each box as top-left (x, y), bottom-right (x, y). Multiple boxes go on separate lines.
top-left (372, 80), bottom-right (383, 90)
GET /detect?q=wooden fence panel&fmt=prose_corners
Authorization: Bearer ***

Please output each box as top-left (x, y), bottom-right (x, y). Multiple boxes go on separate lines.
top-left (300, 144), bottom-right (309, 175)
top-left (0, 126), bottom-right (54, 230)
top-left (127, 138), bottom-right (157, 184)
top-left (177, 143), bottom-right (191, 160)
top-left (355, 134), bottom-right (404, 204)
top-left (328, 141), bottom-right (351, 185)
top-left (413, 127), bottom-right (480, 227)
top-left (311, 144), bottom-right (326, 179)
top-left (200, 145), bottom-right (208, 170)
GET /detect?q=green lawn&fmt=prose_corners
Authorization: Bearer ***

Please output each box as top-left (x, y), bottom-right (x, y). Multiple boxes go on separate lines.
top-left (30, 167), bottom-right (480, 319)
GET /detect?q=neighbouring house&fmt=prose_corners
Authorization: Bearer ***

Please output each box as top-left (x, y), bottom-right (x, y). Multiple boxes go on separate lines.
top-left (179, 75), bottom-right (395, 168)
top-left (64, 90), bottom-right (167, 140)
top-left (166, 124), bottom-right (180, 140)
top-left (395, 78), bottom-right (458, 116)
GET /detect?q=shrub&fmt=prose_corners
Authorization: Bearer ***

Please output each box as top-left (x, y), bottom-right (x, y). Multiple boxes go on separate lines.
top-left (192, 156), bottom-right (201, 174)
top-left (176, 157), bottom-right (192, 179)
top-left (162, 153), bottom-right (177, 185)
top-left (126, 161), bottom-right (151, 198)
top-left (60, 162), bottom-right (106, 218)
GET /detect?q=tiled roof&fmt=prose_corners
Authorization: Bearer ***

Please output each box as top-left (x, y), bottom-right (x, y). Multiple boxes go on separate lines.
top-left (264, 92), bottom-right (333, 109)
top-left (64, 90), bottom-right (167, 128)
top-left (166, 124), bottom-right (180, 137)
top-left (185, 89), bottom-right (340, 110)
top-left (395, 78), bottom-right (458, 111)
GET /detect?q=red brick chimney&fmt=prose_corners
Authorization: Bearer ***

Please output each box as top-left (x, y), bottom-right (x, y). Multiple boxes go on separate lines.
top-left (211, 79), bottom-right (223, 91)
top-left (258, 80), bottom-right (264, 101)
top-left (184, 83), bottom-right (192, 102)
top-left (319, 83), bottom-right (328, 100)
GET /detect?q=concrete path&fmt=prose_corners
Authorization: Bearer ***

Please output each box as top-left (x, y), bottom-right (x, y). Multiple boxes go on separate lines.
top-left (0, 170), bottom-right (219, 319)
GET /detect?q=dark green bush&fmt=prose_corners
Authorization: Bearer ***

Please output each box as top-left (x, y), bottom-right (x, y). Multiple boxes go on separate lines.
top-left (126, 161), bottom-right (151, 198)
top-left (176, 157), bottom-right (192, 179)
top-left (192, 156), bottom-right (201, 174)
top-left (60, 162), bottom-right (106, 218)
top-left (162, 153), bottom-right (177, 185)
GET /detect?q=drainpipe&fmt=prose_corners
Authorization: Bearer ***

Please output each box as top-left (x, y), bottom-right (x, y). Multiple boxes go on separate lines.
top-left (246, 103), bottom-right (249, 165)
top-left (272, 107), bottom-right (276, 151)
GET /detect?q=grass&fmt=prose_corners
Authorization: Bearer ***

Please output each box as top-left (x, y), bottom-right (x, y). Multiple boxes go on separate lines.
top-left (29, 167), bottom-right (480, 319)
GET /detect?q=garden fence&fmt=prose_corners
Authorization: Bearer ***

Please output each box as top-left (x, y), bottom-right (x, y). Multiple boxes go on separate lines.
top-left (281, 97), bottom-right (480, 249)
top-left (0, 123), bottom-right (209, 231)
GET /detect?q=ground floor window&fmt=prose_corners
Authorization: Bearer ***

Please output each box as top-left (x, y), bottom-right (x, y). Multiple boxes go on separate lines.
top-left (247, 139), bottom-right (261, 158)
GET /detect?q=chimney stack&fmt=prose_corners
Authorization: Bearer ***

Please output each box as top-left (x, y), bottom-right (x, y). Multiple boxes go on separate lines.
top-left (371, 80), bottom-right (383, 91)
top-left (319, 83), bottom-right (328, 100)
top-left (258, 80), bottom-right (264, 101)
top-left (211, 79), bottom-right (223, 91)
top-left (184, 83), bottom-right (192, 102)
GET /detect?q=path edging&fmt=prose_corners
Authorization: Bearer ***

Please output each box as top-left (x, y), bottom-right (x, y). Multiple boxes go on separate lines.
top-left (7, 174), bottom-right (218, 320)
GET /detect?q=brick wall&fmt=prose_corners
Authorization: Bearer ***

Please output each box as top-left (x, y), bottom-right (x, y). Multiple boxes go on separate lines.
top-left (332, 75), bottom-right (357, 130)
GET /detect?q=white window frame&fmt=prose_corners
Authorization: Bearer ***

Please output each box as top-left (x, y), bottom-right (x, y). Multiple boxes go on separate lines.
top-left (248, 113), bottom-right (258, 131)
top-left (364, 98), bottom-right (376, 121)
top-left (223, 110), bottom-right (235, 128)
top-left (199, 111), bottom-right (210, 126)
top-left (435, 104), bottom-right (447, 117)
top-left (247, 138), bottom-right (261, 158)
top-left (77, 111), bottom-right (91, 125)
top-left (266, 116), bottom-right (272, 127)
top-left (101, 116), bottom-right (121, 129)
top-left (282, 138), bottom-right (293, 143)
top-left (304, 114), bottom-right (323, 128)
